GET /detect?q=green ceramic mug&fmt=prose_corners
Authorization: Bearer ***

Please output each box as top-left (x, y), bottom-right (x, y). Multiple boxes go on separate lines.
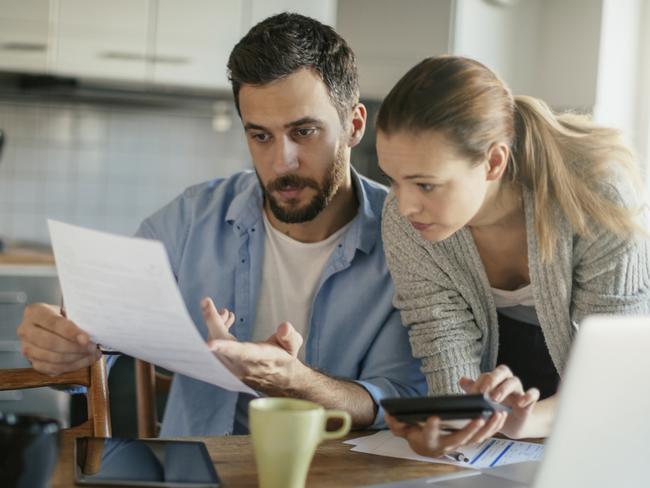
top-left (249, 398), bottom-right (351, 488)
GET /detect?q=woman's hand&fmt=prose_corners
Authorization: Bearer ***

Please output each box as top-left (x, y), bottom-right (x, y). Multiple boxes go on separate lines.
top-left (385, 409), bottom-right (508, 458)
top-left (459, 364), bottom-right (541, 439)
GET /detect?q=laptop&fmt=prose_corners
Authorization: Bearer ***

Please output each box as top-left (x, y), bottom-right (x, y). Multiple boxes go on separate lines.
top-left (366, 315), bottom-right (650, 488)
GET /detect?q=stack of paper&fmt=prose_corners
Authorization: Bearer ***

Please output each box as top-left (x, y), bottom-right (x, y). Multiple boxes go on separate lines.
top-left (345, 430), bottom-right (544, 469)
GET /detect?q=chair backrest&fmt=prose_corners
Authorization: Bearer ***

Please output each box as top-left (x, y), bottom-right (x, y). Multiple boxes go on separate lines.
top-left (0, 358), bottom-right (111, 437)
top-left (134, 359), bottom-right (172, 438)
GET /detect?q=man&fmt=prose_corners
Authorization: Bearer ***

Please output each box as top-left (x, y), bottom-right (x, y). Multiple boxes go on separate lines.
top-left (17, 13), bottom-right (425, 436)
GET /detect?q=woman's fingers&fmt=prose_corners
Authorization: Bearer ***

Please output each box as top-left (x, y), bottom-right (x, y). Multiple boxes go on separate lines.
top-left (385, 414), bottom-right (415, 438)
top-left (490, 376), bottom-right (524, 403)
top-left (471, 364), bottom-right (514, 394)
top-left (518, 388), bottom-right (541, 409)
top-left (468, 411), bottom-right (507, 444)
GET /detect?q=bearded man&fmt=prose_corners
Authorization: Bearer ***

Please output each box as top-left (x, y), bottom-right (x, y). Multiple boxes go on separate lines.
top-left (17, 13), bottom-right (425, 436)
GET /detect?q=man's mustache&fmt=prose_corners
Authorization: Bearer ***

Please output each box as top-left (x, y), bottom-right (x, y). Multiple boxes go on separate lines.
top-left (266, 174), bottom-right (320, 192)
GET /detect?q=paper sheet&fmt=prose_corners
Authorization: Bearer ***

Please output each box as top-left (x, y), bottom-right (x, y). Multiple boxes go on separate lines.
top-left (48, 219), bottom-right (256, 396)
top-left (345, 430), bottom-right (543, 470)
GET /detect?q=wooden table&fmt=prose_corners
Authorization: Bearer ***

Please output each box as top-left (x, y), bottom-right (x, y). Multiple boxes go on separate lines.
top-left (52, 431), bottom-right (469, 487)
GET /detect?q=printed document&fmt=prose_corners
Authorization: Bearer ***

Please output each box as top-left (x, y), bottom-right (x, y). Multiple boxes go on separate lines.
top-left (345, 430), bottom-right (543, 469)
top-left (48, 219), bottom-right (255, 395)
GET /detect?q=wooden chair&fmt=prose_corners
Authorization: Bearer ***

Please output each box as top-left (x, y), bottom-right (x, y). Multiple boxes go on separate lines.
top-left (0, 358), bottom-right (111, 437)
top-left (134, 359), bottom-right (172, 438)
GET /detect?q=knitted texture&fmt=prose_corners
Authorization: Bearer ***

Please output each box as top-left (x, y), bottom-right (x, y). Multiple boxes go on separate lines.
top-left (382, 187), bottom-right (650, 394)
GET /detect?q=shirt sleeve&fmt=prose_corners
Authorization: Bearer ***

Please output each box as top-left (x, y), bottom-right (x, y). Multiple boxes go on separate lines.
top-left (352, 306), bottom-right (428, 429)
top-left (381, 193), bottom-right (484, 396)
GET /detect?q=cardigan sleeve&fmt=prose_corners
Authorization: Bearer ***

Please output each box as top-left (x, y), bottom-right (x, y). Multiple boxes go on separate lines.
top-left (381, 194), bottom-right (484, 395)
top-left (571, 179), bottom-right (650, 321)
top-left (571, 219), bottom-right (650, 322)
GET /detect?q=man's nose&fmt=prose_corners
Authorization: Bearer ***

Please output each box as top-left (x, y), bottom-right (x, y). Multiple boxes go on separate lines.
top-left (272, 136), bottom-right (299, 174)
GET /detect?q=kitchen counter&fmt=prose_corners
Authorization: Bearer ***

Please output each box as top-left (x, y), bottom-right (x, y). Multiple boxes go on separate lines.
top-left (0, 248), bottom-right (55, 266)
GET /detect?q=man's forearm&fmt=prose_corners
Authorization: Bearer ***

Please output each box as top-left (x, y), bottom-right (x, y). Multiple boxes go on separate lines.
top-left (262, 361), bottom-right (377, 429)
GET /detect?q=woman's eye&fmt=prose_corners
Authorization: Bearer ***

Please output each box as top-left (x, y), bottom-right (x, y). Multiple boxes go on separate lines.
top-left (417, 183), bottom-right (436, 192)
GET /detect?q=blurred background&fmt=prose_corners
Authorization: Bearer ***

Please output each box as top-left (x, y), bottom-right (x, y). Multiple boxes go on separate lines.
top-left (0, 0), bottom-right (648, 435)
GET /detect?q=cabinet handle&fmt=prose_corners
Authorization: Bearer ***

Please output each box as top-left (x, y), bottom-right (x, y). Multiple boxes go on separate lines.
top-left (0, 292), bottom-right (27, 304)
top-left (150, 54), bottom-right (190, 65)
top-left (1, 42), bottom-right (47, 52)
top-left (99, 51), bottom-right (146, 61)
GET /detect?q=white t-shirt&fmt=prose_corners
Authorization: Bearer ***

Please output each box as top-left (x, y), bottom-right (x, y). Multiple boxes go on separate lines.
top-left (252, 212), bottom-right (352, 359)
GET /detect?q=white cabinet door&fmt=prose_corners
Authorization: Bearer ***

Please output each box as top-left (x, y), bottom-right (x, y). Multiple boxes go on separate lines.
top-left (152, 0), bottom-right (243, 90)
top-left (248, 0), bottom-right (337, 28)
top-left (52, 0), bottom-right (149, 82)
top-left (0, 0), bottom-right (50, 73)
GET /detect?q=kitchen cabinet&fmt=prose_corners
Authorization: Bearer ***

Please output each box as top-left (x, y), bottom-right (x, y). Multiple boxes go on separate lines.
top-left (1, 0), bottom-right (337, 90)
top-left (151, 0), bottom-right (243, 90)
top-left (0, 0), bottom-right (50, 74)
top-left (53, 0), bottom-right (150, 82)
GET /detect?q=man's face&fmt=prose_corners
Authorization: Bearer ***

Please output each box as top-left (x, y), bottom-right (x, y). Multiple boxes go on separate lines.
top-left (238, 68), bottom-right (351, 223)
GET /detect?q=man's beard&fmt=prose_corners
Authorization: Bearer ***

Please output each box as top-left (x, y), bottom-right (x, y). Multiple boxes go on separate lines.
top-left (258, 147), bottom-right (347, 224)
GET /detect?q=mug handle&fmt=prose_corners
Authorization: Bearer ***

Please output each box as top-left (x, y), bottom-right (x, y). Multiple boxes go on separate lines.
top-left (321, 410), bottom-right (352, 440)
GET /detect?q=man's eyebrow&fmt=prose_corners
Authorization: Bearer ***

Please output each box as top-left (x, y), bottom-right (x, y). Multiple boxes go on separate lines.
top-left (285, 117), bottom-right (323, 128)
top-left (243, 122), bottom-right (267, 131)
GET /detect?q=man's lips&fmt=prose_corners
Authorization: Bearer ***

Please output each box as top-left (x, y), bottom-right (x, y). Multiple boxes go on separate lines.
top-left (275, 186), bottom-right (305, 200)
top-left (410, 221), bottom-right (432, 231)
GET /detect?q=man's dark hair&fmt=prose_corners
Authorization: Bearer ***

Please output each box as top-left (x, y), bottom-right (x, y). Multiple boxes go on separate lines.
top-left (227, 13), bottom-right (359, 121)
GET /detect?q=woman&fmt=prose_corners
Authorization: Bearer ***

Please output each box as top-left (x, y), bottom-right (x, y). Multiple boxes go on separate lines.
top-left (376, 56), bottom-right (650, 457)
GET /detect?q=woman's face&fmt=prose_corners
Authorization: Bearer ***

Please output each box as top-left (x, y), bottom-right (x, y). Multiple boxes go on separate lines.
top-left (377, 130), bottom-right (493, 242)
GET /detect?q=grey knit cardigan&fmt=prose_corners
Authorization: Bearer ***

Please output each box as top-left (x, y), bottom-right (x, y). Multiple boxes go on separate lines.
top-left (382, 187), bottom-right (650, 395)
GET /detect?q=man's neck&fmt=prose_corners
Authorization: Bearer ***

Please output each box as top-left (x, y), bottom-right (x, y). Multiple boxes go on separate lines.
top-left (264, 172), bottom-right (358, 243)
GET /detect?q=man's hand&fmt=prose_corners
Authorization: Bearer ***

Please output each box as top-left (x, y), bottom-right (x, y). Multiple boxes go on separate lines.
top-left (207, 321), bottom-right (306, 395)
top-left (17, 303), bottom-right (101, 376)
top-left (201, 297), bottom-right (236, 340)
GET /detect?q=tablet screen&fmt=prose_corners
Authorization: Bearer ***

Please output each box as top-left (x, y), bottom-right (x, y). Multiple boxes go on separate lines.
top-left (74, 437), bottom-right (220, 487)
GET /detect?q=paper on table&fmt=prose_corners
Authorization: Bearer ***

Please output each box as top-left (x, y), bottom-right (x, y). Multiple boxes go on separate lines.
top-left (48, 219), bottom-right (256, 396)
top-left (345, 430), bottom-right (543, 470)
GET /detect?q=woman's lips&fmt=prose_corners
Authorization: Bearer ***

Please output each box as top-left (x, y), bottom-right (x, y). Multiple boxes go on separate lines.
top-left (410, 221), bottom-right (432, 231)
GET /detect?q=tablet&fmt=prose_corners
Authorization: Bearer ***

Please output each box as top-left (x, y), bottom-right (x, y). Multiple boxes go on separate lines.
top-left (381, 393), bottom-right (510, 424)
top-left (74, 437), bottom-right (220, 487)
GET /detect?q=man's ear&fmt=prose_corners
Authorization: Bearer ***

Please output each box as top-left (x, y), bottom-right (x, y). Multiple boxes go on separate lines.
top-left (348, 103), bottom-right (367, 148)
top-left (485, 143), bottom-right (510, 182)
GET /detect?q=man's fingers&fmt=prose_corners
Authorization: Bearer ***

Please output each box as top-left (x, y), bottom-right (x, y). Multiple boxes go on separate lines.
top-left (21, 303), bottom-right (91, 346)
top-left (30, 353), bottom-right (100, 376)
top-left (22, 341), bottom-right (99, 365)
top-left (20, 325), bottom-right (96, 354)
top-left (274, 322), bottom-right (303, 357)
top-left (201, 297), bottom-right (235, 340)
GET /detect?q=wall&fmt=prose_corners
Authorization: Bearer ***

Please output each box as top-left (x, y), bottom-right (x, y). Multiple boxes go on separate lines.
top-left (0, 97), bottom-right (250, 243)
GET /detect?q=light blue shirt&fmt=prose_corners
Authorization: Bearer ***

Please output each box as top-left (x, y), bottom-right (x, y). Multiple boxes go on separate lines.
top-left (135, 169), bottom-right (426, 436)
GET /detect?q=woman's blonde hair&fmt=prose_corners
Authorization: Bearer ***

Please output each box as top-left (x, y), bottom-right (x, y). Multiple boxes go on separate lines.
top-left (376, 55), bottom-right (644, 261)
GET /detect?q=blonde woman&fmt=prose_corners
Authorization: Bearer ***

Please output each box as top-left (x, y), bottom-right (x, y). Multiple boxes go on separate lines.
top-left (376, 56), bottom-right (650, 457)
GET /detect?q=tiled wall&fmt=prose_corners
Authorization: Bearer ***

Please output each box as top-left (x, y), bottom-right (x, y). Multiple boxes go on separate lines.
top-left (0, 98), bottom-right (251, 243)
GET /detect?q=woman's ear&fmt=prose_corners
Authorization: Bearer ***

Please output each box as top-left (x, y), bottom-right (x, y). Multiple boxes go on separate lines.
top-left (348, 103), bottom-right (367, 148)
top-left (485, 143), bottom-right (510, 181)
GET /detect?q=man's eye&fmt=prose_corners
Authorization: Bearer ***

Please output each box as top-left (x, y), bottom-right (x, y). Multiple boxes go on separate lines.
top-left (251, 133), bottom-right (270, 142)
top-left (295, 127), bottom-right (316, 137)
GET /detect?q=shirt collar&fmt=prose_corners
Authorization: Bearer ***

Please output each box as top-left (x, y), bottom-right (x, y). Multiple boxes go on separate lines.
top-left (224, 167), bottom-right (379, 255)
